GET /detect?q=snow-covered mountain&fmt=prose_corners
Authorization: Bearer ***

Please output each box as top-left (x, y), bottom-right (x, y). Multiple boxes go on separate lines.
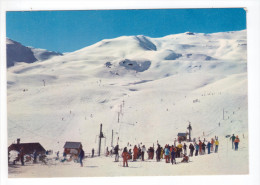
top-left (7, 30), bottom-right (247, 159)
top-left (6, 38), bottom-right (63, 67)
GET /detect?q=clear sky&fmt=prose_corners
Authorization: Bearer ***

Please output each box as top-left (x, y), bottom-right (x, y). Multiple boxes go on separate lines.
top-left (6, 8), bottom-right (246, 53)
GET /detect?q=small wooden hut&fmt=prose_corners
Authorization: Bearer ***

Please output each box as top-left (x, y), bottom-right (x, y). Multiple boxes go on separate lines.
top-left (177, 133), bottom-right (188, 142)
top-left (63, 142), bottom-right (82, 155)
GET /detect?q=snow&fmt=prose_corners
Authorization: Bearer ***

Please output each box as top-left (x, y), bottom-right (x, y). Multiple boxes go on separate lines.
top-left (7, 30), bottom-right (248, 177)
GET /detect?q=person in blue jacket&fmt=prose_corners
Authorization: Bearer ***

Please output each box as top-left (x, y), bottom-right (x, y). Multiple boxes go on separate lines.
top-left (171, 146), bottom-right (176, 164)
top-left (78, 147), bottom-right (85, 167)
top-left (164, 145), bottom-right (170, 163)
top-left (207, 141), bottom-right (211, 154)
top-left (195, 143), bottom-right (199, 156)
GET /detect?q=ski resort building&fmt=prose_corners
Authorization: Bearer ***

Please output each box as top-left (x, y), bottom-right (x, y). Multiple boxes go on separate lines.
top-left (8, 139), bottom-right (46, 155)
top-left (177, 133), bottom-right (188, 142)
top-left (63, 142), bottom-right (82, 155)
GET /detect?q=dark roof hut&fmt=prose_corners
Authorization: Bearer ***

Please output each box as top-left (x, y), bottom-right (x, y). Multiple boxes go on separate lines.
top-left (8, 139), bottom-right (46, 155)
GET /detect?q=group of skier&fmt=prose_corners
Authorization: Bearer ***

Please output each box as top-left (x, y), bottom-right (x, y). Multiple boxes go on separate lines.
top-left (115, 136), bottom-right (222, 167)
top-left (12, 134), bottom-right (242, 168)
top-left (230, 134), bottom-right (240, 151)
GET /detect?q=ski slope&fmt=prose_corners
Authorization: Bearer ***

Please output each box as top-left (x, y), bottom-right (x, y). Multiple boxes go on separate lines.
top-left (7, 30), bottom-right (248, 176)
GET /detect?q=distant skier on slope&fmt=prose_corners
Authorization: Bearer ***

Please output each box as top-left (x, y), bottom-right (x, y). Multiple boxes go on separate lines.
top-left (230, 134), bottom-right (236, 149)
top-left (234, 136), bottom-right (240, 151)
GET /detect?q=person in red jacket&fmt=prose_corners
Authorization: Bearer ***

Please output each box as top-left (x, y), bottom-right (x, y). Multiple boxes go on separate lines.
top-left (122, 147), bottom-right (129, 167)
top-left (234, 136), bottom-right (240, 151)
top-left (199, 140), bottom-right (202, 155)
top-left (211, 138), bottom-right (215, 152)
top-left (133, 145), bottom-right (138, 161)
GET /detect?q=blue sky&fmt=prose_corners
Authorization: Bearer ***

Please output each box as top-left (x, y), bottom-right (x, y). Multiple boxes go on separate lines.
top-left (6, 8), bottom-right (246, 53)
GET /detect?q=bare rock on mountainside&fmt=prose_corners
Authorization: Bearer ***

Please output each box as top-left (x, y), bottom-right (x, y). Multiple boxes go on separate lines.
top-left (6, 38), bottom-right (63, 67)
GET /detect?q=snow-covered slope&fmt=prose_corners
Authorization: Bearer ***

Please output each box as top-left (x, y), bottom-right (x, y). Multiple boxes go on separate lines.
top-left (7, 30), bottom-right (247, 163)
top-left (6, 38), bottom-right (63, 67)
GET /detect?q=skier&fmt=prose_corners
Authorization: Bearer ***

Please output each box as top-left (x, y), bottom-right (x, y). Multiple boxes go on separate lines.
top-left (183, 143), bottom-right (187, 155)
top-left (78, 147), bottom-right (85, 167)
top-left (63, 150), bottom-right (67, 159)
top-left (181, 154), bottom-right (189, 163)
top-left (156, 144), bottom-right (161, 162)
top-left (122, 147), bottom-right (129, 167)
top-left (33, 150), bottom-right (37, 163)
top-left (189, 143), bottom-right (194, 157)
top-left (202, 142), bottom-right (206, 155)
top-left (230, 134), bottom-right (236, 149)
top-left (195, 143), bottom-right (199, 156)
top-left (177, 143), bottom-right (183, 158)
top-left (133, 145), bottom-right (138, 161)
top-left (160, 146), bottom-right (164, 159)
top-left (141, 145), bottom-right (146, 161)
top-left (150, 147), bottom-right (154, 159)
top-left (147, 147), bottom-right (152, 159)
top-left (199, 140), bottom-right (202, 155)
top-left (128, 149), bottom-right (132, 160)
top-left (92, 148), bottom-right (94, 157)
top-left (215, 139), bottom-right (219, 153)
top-left (20, 147), bottom-right (25, 166)
top-left (164, 145), bottom-right (170, 163)
top-left (234, 136), bottom-right (240, 151)
top-left (114, 145), bottom-right (119, 162)
top-left (171, 146), bottom-right (176, 164)
top-left (211, 138), bottom-right (215, 152)
top-left (207, 141), bottom-right (211, 154)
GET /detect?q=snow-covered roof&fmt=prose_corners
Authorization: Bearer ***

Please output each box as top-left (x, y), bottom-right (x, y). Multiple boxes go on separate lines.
top-left (63, 142), bottom-right (82, 149)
